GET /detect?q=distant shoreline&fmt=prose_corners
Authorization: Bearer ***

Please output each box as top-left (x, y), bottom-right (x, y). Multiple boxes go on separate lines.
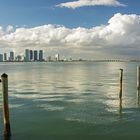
top-left (0, 59), bottom-right (140, 63)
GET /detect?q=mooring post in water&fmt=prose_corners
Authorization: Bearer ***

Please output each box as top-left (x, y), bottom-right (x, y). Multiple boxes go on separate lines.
top-left (137, 90), bottom-right (140, 107)
top-left (119, 69), bottom-right (123, 99)
top-left (137, 66), bottom-right (140, 91)
top-left (119, 98), bottom-right (122, 117)
top-left (1, 73), bottom-right (11, 136)
top-left (137, 66), bottom-right (140, 107)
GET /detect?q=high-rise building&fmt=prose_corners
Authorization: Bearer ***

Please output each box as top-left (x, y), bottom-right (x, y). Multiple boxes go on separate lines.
top-left (30, 50), bottom-right (33, 61)
top-left (47, 56), bottom-right (51, 62)
top-left (9, 51), bottom-right (14, 61)
top-left (34, 50), bottom-right (38, 61)
top-left (39, 50), bottom-right (43, 61)
top-left (55, 54), bottom-right (60, 61)
top-left (4, 53), bottom-right (7, 61)
top-left (25, 49), bottom-right (30, 62)
top-left (0, 54), bottom-right (3, 62)
top-left (16, 55), bottom-right (22, 62)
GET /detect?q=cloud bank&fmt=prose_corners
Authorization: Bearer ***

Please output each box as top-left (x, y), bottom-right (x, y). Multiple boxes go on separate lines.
top-left (57, 0), bottom-right (126, 9)
top-left (0, 13), bottom-right (140, 58)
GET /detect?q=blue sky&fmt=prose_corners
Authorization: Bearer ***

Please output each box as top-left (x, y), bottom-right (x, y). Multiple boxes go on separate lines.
top-left (0, 0), bottom-right (140, 59)
top-left (0, 0), bottom-right (139, 28)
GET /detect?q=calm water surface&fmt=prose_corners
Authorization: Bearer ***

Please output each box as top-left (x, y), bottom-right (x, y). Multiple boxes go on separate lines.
top-left (0, 62), bottom-right (140, 140)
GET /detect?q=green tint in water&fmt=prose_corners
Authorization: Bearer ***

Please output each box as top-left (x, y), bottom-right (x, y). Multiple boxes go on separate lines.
top-left (0, 62), bottom-right (140, 140)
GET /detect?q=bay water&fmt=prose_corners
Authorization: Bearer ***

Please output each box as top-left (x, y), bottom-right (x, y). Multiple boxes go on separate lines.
top-left (0, 62), bottom-right (140, 140)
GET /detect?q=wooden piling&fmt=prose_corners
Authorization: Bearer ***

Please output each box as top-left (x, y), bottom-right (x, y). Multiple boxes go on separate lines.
top-left (119, 69), bottom-right (123, 99)
top-left (137, 90), bottom-right (140, 107)
top-left (1, 73), bottom-right (11, 136)
top-left (119, 98), bottom-right (122, 118)
top-left (137, 66), bottom-right (140, 91)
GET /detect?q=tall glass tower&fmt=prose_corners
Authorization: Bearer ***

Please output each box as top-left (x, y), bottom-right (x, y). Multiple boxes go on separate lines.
top-left (34, 50), bottom-right (38, 61)
top-left (30, 50), bottom-right (33, 61)
top-left (39, 50), bottom-right (43, 61)
top-left (10, 51), bottom-right (14, 61)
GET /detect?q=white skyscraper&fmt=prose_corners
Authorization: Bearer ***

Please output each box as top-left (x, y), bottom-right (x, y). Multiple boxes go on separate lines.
top-left (9, 51), bottom-right (14, 61)
top-left (25, 49), bottom-right (30, 62)
top-left (0, 54), bottom-right (3, 62)
top-left (55, 54), bottom-right (60, 61)
top-left (4, 53), bottom-right (7, 61)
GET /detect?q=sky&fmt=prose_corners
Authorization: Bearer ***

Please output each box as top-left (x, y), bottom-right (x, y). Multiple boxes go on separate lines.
top-left (0, 0), bottom-right (140, 59)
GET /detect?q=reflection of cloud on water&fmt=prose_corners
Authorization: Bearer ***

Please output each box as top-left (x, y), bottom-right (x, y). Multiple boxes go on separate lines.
top-left (7, 62), bottom-right (106, 97)
top-left (102, 82), bottom-right (120, 114)
top-left (9, 104), bottom-right (24, 109)
top-left (65, 98), bottom-right (84, 103)
top-left (37, 104), bottom-right (64, 111)
top-left (65, 118), bottom-right (85, 123)
top-left (34, 97), bottom-right (64, 102)
top-left (101, 80), bottom-right (118, 106)
top-left (10, 92), bottom-right (65, 100)
top-left (0, 103), bottom-right (24, 109)
top-left (97, 63), bottom-right (124, 113)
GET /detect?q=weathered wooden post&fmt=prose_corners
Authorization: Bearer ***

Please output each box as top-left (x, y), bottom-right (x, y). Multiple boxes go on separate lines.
top-left (137, 90), bottom-right (140, 108)
top-left (1, 73), bottom-right (11, 136)
top-left (137, 66), bottom-right (140, 107)
top-left (119, 98), bottom-right (122, 118)
top-left (137, 66), bottom-right (140, 91)
top-left (119, 69), bottom-right (123, 99)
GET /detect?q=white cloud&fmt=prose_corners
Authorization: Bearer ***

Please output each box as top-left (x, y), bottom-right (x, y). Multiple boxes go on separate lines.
top-left (6, 25), bottom-right (14, 33)
top-left (56, 0), bottom-right (126, 9)
top-left (0, 13), bottom-right (140, 59)
top-left (0, 26), bottom-right (4, 36)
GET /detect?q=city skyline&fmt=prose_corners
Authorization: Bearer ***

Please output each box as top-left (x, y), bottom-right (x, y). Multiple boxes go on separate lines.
top-left (0, 0), bottom-right (140, 59)
top-left (0, 49), bottom-right (45, 62)
top-left (0, 49), bottom-right (69, 62)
